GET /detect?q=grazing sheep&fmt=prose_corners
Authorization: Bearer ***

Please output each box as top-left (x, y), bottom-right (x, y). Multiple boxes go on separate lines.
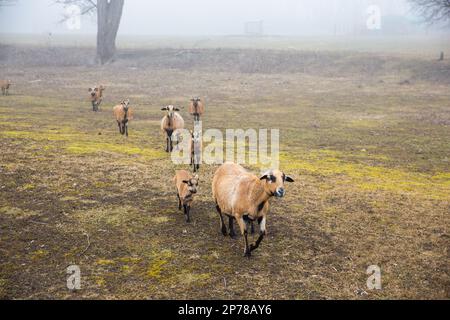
top-left (190, 129), bottom-right (202, 173)
top-left (0, 80), bottom-right (11, 96)
top-left (88, 85), bottom-right (105, 112)
top-left (113, 99), bottom-right (133, 137)
top-left (188, 97), bottom-right (204, 122)
top-left (161, 105), bottom-right (185, 152)
top-left (173, 170), bottom-right (199, 223)
top-left (212, 162), bottom-right (294, 257)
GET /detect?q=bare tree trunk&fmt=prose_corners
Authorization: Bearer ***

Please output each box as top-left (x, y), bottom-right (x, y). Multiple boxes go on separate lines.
top-left (96, 0), bottom-right (124, 65)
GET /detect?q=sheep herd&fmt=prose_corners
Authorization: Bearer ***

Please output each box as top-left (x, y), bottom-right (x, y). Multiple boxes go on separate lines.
top-left (1, 81), bottom-right (295, 258)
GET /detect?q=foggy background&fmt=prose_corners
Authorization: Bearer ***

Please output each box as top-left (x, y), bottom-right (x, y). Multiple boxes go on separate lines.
top-left (0, 0), bottom-right (448, 37)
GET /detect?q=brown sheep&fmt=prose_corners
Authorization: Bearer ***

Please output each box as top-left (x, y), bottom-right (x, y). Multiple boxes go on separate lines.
top-left (113, 99), bottom-right (133, 137)
top-left (190, 129), bottom-right (202, 173)
top-left (161, 105), bottom-right (185, 152)
top-left (188, 97), bottom-right (204, 122)
top-left (212, 162), bottom-right (294, 257)
top-left (88, 85), bottom-right (105, 112)
top-left (1, 80), bottom-right (11, 96)
top-left (173, 170), bottom-right (199, 223)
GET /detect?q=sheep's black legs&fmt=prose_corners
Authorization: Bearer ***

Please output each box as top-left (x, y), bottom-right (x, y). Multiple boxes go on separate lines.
top-left (228, 216), bottom-right (236, 238)
top-left (186, 205), bottom-right (191, 223)
top-left (243, 230), bottom-right (250, 257)
top-left (250, 231), bottom-right (265, 253)
top-left (125, 124), bottom-right (128, 137)
top-left (183, 204), bottom-right (191, 223)
top-left (166, 136), bottom-right (173, 152)
top-left (215, 204), bottom-right (227, 236)
top-left (249, 217), bottom-right (266, 253)
top-left (177, 194), bottom-right (181, 210)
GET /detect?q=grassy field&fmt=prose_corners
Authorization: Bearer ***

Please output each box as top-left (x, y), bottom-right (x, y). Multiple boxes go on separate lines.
top-left (0, 37), bottom-right (449, 299)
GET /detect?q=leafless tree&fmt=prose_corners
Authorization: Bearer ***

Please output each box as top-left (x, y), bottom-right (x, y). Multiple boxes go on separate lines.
top-left (409, 0), bottom-right (450, 25)
top-left (56, 0), bottom-right (124, 64)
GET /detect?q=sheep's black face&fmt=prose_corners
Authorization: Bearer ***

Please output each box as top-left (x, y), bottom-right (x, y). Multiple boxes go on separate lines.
top-left (191, 98), bottom-right (201, 108)
top-left (183, 175), bottom-right (199, 194)
top-left (260, 170), bottom-right (294, 198)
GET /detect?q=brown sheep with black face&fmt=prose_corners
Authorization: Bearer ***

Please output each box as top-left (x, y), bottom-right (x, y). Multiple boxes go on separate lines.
top-left (173, 170), bottom-right (199, 223)
top-left (161, 105), bottom-right (185, 152)
top-left (88, 85), bottom-right (105, 112)
top-left (113, 99), bottom-right (133, 137)
top-left (1, 80), bottom-right (11, 96)
top-left (188, 97), bottom-right (204, 122)
top-left (212, 162), bottom-right (294, 257)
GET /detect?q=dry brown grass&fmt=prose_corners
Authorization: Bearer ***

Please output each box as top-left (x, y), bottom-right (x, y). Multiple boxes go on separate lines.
top-left (0, 44), bottom-right (449, 300)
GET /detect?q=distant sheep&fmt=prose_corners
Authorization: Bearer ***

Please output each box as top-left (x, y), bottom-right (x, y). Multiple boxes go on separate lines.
top-left (161, 105), bottom-right (185, 152)
top-left (113, 99), bottom-right (133, 137)
top-left (212, 162), bottom-right (294, 257)
top-left (1, 80), bottom-right (11, 96)
top-left (188, 97), bottom-right (204, 122)
top-left (88, 85), bottom-right (105, 112)
top-left (173, 170), bottom-right (199, 223)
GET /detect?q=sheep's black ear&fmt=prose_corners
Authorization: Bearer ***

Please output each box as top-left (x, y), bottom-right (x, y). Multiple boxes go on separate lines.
top-left (182, 180), bottom-right (189, 184)
top-left (285, 175), bottom-right (294, 183)
top-left (174, 107), bottom-right (180, 111)
top-left (259, 175), bottom-right (270, 181)
top-left (161, 107), bottom-right (168, 111)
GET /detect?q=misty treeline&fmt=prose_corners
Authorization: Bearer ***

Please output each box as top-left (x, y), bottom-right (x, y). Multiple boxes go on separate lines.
top-left (2, 0), bottom-right (449, 64)
top-left (55, 0), bottom-right (450, 65)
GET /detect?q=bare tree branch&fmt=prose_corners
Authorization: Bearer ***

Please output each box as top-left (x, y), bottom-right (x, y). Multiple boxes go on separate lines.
top-left (55, 0), bottom-right (97, 22)
top-left (409, 0), bottom-right (450, 25)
